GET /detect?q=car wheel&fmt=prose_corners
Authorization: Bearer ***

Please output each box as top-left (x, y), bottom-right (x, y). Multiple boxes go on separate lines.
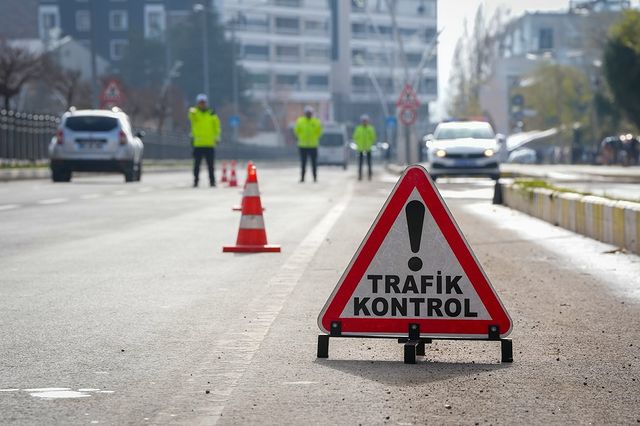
top-left (124, 162), bottom-right (136, 183)
top-left (343, 162), bottom-right (347, 170)
top-left (52, 167), bottom-right (71, 182)
top-left (135, 161), bottom-right (142, 181)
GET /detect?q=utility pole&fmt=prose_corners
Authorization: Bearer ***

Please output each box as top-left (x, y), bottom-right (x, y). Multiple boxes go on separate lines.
top-left (89, 0), bottom-right (99, 108)
top-left (231, 22), bottom-right (239, 144)
top-left (194, 3), bottom-right (210, 101)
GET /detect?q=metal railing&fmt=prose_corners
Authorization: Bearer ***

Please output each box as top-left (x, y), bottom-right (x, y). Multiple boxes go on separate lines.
top-left (0, 109), bottom-right (297, 163)
top-left (0, 109), bottom-right (60, 165)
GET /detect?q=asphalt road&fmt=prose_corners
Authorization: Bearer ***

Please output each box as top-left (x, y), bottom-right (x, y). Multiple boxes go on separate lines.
top-left (1, 164), bottom-right (639, 425)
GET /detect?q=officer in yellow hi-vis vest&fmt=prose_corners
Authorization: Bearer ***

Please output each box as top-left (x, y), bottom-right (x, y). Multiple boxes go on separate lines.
top-left (294, 105), bottom-right (323, 183)
top-left (353, 114), bottom-right (377, 181)
top-left (189, 94), bottom-right (221, 187)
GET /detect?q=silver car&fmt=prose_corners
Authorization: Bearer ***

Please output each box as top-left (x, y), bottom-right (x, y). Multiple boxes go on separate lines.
top-left (424, 121), bottom-right (502, 181)
top-left (49, 108), bottom-right (144, 182)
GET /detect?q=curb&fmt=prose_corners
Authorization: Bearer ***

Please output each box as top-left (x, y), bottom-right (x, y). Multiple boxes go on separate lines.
top-left (0, 163), bottom-right (191, 182)
top-left (501, 182), bottom-right (640, 255)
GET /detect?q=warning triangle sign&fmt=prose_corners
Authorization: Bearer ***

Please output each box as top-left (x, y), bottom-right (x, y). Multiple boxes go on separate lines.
top-left (318, 165), bottom-right (512, 339)
top-left (396, 84), bottom-right (420, 109)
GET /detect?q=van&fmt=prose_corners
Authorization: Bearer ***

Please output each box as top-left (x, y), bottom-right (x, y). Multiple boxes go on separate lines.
top-left (318, 123), bottom-right (348, 170)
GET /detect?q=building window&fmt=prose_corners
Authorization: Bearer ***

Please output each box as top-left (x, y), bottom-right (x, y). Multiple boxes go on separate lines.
top-left (38, 5), bottom-right (60, 39)
top-left (275, 16), bottom-right (300, 34)
top-left (249, 73), bottom-right (270, 89)
top-left (110, 10), bottom-right (128, 31)
top-left (144, 5), bottom-right (166, 39)
top-left (304, 19), bottom-right (328, 35)
top-left (275, 74), bottom-right (299, 89)
top-left (304, 45), bottom-right (329, 63)
top-left (306, 75), bottom-right (329, 89)
top-left (539, 28), bottom-right (553, 50)
top-left (275, 45), bottom-right (300, 62)
top-left (420, 77), bottom-right (437, 95)
top-left (351, 22), bottom-right (367, 38)
top-left (75, 10), bottom-right (91, 32)
top-left (233, 12), bottom-right (270, 32)
top-left (110, 39), bottom-right (128, 60)
top-left (274, 0), bottom-right (301, 6)
top-left (243, 44), bottom-right (269, 60)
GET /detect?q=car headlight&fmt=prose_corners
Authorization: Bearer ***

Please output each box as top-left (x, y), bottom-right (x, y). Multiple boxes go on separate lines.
top-left (484, 149), bottom-right (495, 157)
top-left (435, 149), bottom-right (446, 158)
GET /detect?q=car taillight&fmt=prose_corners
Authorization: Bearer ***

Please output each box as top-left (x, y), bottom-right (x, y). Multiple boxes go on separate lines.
top-left (56, 129), bottom-right (64, 145)
top-left (119, 130), bottom-right (127, 145)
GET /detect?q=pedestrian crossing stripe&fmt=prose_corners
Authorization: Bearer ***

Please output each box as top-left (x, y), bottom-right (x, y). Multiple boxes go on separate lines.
top-left (318, 165), bottom-right (512, 338)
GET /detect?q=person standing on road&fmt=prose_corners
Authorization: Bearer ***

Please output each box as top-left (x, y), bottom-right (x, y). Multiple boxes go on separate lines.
top-left (189, 94), bottom-right (220, 187)
top-left (294, 105), bottom-right (323, 183)
top-left (353, 114), bottom-right (377, 181)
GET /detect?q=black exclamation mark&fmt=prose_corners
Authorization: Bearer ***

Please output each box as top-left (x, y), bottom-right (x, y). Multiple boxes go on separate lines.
top-left (405, 200), bottom-right (425, 272)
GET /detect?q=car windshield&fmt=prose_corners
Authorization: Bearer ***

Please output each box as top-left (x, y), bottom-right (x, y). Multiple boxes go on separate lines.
top-left (65, 116), bottom-right (118, 132)
top-left (434, 125), bottom-right (495, 140)
top-left (320, 133), bottom-right (344, 147)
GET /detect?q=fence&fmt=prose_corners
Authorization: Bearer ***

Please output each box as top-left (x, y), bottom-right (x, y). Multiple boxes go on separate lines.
top-left (0, 109), bottom-right (297, 163)
top-left (0, 109), bottom-right (60, 164)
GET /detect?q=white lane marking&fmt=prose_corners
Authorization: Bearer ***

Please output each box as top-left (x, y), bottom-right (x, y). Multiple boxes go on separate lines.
top-left (201, 182), bottom-right (355, 424)
top-left (78, 388), bottom-right (100, 392)
top-left (0, 204), bottom-right (20, 211)
top-left (81, 194), bottom-right (102, 200)
top-left (30, 390), bottom-right (91, 399)
top-left (0, 389), bottom-right (19, 392)
top-left (113, 190), bottom-right (128, 196)
top-left (38, 198), bottom-right (68, 205)
top-left (23, 387), bottom-right (70, 392)
top-left (137, 187), bottom-right (153, 193)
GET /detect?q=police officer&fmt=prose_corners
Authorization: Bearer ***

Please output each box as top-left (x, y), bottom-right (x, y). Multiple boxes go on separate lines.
top-left (353, 114), bottom-right (377, 181)
top-left (189, 94), bottom-right (220, 187)
top-left (294, 105), bottom-right (323, 183)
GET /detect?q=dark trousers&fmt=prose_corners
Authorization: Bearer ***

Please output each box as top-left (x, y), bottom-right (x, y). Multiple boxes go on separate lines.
top-left (193, 147), bottom-right (215, 185)
top-left (358, 151), bottom-right (372, 180)
top-left (299, 147), bottom-right (318, 182)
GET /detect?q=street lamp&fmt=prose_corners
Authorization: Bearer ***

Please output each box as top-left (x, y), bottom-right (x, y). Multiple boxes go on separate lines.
top-left (193, 3), bottom-right (210, 101)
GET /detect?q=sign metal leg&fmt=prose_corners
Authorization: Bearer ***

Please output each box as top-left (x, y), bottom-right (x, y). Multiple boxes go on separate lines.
top-left (317, 335), bottom-right (329, 358)
top-left (501, 338), bottom-right (513, 363)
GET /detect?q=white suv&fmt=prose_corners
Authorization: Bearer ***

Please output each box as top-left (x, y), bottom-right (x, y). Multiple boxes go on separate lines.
top-left (49, 108), bottom-right (144, 182)
top-left (424, 121), bottom-right (503, 181)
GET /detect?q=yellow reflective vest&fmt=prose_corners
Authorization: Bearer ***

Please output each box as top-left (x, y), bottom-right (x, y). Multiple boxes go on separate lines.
top-left (189, 107), bottom-right (221, 148)
top-left (353, 124), bottom-right (377, 152)
top-left (294, 116), bottom-right (323, 148)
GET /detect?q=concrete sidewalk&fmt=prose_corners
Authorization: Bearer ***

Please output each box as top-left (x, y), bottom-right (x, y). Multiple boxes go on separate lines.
top-left (501, 163), bottom-right (640, 182)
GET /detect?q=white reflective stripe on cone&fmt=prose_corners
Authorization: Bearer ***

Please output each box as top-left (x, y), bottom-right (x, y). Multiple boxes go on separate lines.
top-left (239, 214), bottom-right (265, 229)
top-left (243, 183), bottom-right (260, 197)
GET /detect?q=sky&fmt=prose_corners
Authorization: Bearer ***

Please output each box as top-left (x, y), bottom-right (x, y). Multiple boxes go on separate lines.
top-left (433, 0), bottom-right (572, 119)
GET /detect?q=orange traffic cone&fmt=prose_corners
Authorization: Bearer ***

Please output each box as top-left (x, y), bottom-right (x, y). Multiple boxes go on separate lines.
top-left (232, 161), bottom-right (264, 212)
top-left (227, 160), bottom-right (238, 187)
top-left (223, 165), bottom-right (280, 253)
top-left (221, 161), bottom-right (228, 183)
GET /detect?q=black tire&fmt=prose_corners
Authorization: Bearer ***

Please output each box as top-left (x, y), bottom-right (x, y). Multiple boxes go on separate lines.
top-left (52, 168), bottom-right (71, 182)
top-left (135, 161), bottom-right (142, 181)
top-left (343, 162), bottom-right (347, 170)
top-left (124, 162), bottom-right (136, 183)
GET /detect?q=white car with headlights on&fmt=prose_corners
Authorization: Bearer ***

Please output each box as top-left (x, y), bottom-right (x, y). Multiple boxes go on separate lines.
top-left (423, 121), bottom-right (503, 181)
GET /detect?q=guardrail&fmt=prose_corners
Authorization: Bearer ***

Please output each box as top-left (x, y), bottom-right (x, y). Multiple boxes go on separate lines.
top-left (0, 109), bottom-right (298, 163)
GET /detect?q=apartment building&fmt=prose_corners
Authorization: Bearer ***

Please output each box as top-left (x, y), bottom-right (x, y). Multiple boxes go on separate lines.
top-left (218, 0), bottom-right (438, 125)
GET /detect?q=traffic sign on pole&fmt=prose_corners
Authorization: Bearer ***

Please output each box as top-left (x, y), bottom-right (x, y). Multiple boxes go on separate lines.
top-left (396, 84), bottom-right (420, 110)
top-left (99, 79), bottom-right (125, 108)
top-left (399, 107), bottom-right (417, 126)
top-left (318, 165), bottom-right (512, 339)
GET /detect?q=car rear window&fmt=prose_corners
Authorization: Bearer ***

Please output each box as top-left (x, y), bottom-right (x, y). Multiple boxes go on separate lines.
top-left (65, 116), bottom-right (119, 132)
top-left (320, 133), bottom-right (344, 147)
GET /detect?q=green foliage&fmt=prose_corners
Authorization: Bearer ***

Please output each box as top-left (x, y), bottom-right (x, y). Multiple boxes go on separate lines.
top-left (603, 10), bottom-right (640, 131)
top-left (513, 63), bottom-right (592, 133)
top-left (119, 36), bottom-right (167, 87)
top-left (169, 11), bottom-right (249, 110)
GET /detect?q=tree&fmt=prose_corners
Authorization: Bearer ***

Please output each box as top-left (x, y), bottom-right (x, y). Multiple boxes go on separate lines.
top-left (446, 5), bottom-right (508, 118)
top-left (42, 57), bottom-right (91, 110)
top-left (119, 36), bottom-right (167, 88)
top-left (512, 63), bottom-right (592, 132)
top-left (603, 10), bottom-right (640, 131)
top-left (0, 41), bottom-right (43, 109)
top-left (170, 9), bottom-right (249, 111)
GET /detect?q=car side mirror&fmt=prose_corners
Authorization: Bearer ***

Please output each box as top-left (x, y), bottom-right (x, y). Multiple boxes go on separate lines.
top-left (423, 134), bottom-right (434, 146)
top-left (496, 133), bottom-right (506, 144)
top-left (135, 130), bottom-right (145, 139)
